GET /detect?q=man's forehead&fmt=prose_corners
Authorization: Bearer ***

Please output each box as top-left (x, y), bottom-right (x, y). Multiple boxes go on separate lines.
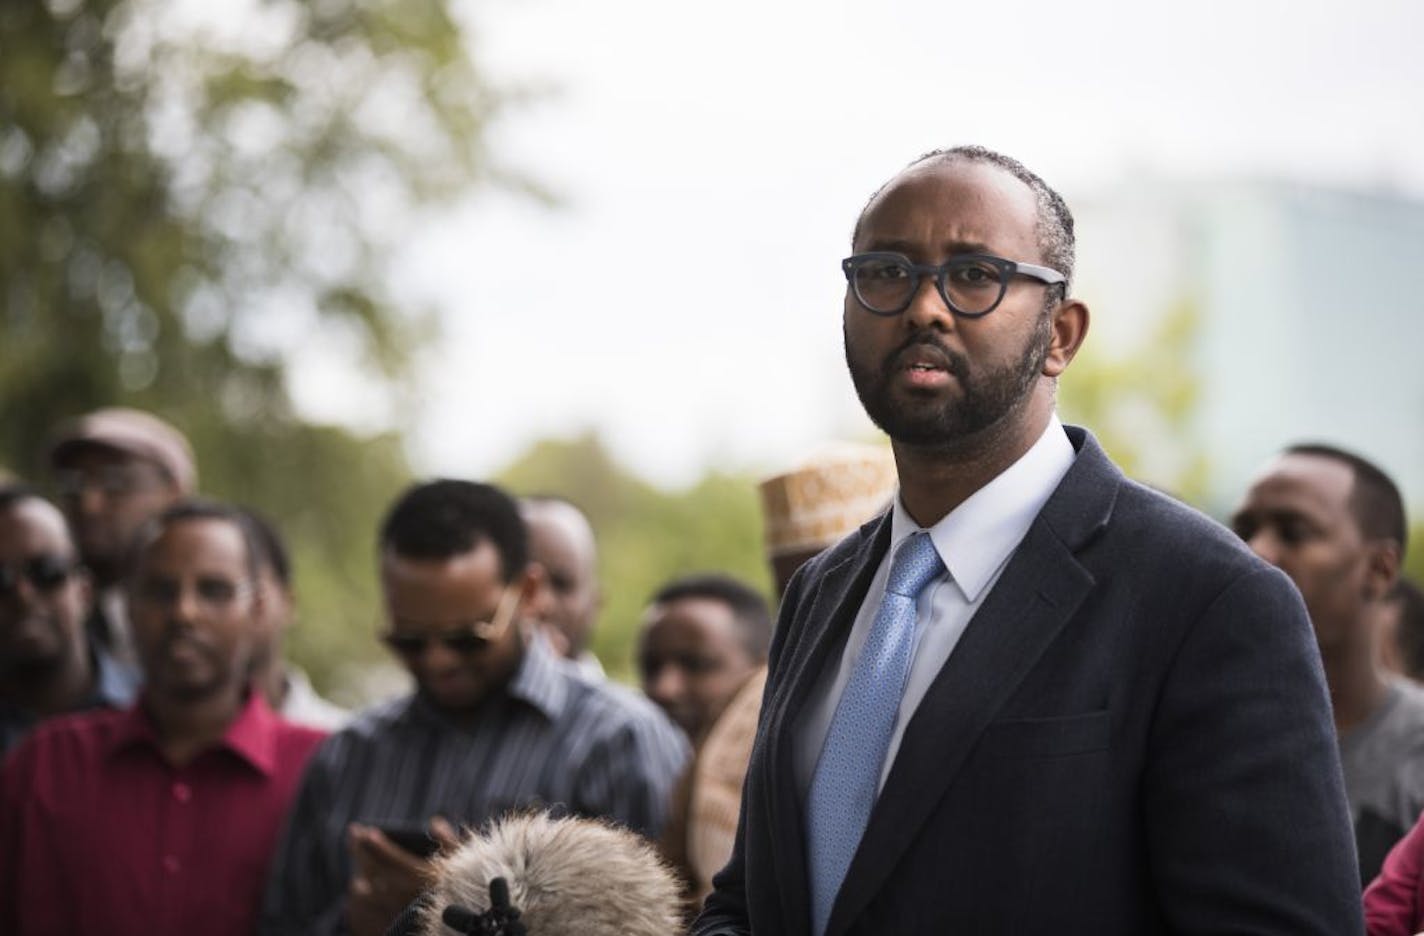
top-left (526, 506), bottom-right (595, 567)
top-left (857, 158), bottom-right (1040, 251)
top-left (142, 517), bottom-right (248, 566)
top-left (54, 441), bottom-right (157, 470)
top-left (1245, 455), bottom-right (1355, 512)
top-left (0, 498), bottom-right (75, 552)
top-left (381, 539), bottom-right (505, 581)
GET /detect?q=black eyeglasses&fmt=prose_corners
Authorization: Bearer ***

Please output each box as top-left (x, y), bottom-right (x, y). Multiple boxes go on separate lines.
top-left (842, 252), bottom-right (1066, 318)
top-left (0, 555), bottom-right (77, 598)
top-left (54, 464), bottom-right (166, 499)
top-left (381, 584), bottom-right (522, 658)
top-left (134, 575), bottom-right (251, 611)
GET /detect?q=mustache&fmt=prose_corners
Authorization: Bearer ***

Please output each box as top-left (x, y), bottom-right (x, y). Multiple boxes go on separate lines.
top-left (884, 333), bottom-right (968, 376)
top-left (155, 621), bottom-right (219, 655)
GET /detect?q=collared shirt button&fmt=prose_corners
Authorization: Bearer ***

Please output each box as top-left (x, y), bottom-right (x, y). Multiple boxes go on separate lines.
top-left (162, 855), bottom-right (181, 874)
top-left (172, 782), bottom-right (192, 804)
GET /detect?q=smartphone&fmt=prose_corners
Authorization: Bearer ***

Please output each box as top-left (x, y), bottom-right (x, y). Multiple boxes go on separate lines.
top-left (374, 823), bottom-right (441, 859)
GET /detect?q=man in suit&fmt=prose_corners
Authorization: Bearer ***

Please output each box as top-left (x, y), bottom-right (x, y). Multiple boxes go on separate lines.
top-left (693, 146), bottom-right (1362, 935)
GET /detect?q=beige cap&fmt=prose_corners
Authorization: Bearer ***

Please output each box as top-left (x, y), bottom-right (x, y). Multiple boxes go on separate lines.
top-left (49, 408), bottom-right (197, 493)
top-left (758, 443), bottom-right (897, 557)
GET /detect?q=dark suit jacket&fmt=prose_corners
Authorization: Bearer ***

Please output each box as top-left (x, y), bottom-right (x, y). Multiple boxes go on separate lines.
top-left (695, 428), bottom-right (1362, 935)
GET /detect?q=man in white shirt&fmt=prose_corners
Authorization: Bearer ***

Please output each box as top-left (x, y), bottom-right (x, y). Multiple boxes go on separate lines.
top-left (694, 146), bottom-right (1361, 936)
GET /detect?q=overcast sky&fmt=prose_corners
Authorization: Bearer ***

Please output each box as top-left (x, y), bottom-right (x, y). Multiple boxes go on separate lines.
top-left (284, 0), bottom-right (1424, 488)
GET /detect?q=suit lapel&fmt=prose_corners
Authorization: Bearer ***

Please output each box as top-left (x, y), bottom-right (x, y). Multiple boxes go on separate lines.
top-left (762, 514), bottom-right (891, 936)
top-left (825, 427), bottom-right (1120, 936)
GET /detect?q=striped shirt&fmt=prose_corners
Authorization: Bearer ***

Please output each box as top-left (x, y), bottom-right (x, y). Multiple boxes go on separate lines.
top-left (258, 635), bottom-right (689, 935)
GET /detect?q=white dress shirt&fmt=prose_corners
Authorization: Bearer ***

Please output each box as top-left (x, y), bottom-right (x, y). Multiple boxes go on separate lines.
top-left (795, 415), bottom-right (1077, 799)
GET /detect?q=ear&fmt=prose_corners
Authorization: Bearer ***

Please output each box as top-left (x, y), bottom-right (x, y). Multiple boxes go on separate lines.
top-left (518, 563), bottom-right (546, 610)
top-left (249, 576), bottom-right (267, 619)
top-left (1363, 539), bottom-right (1402, 602)
top-left (1042, 298), bottom-right (1090, 378)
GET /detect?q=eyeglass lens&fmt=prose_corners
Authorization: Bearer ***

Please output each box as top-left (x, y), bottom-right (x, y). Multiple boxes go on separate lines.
top-left (851, 255), bottom-right (1007, 315)
top-left (384, 631), bottom-right (489, 656)
top-left (55, 464), bottom-right (162, 498)
top-left (0, 556), bottom-right (74, 596)
top-left (136, 576), bottom-right (247, 609)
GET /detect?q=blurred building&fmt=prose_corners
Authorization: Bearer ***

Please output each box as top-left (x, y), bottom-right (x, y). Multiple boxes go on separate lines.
top-left (1073, 175), bottom-right (1424, 514)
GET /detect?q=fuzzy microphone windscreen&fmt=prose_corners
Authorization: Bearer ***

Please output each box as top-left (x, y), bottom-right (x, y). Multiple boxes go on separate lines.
top-left (414, 812), bottom-right (683, 936)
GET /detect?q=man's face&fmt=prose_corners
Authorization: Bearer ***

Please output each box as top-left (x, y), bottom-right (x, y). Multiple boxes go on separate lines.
top-left (638, 596), bottom-right (758, 741)
top-left (380, 542), bottom-right (532, 712)
top-left (54, 446), bottom-right (181, 583)
top-left (128, 518), bottom-right (259, 701)
top-left (844, 160), bottom-right (1056, 450)
top-left (1231, 454), bottom-right (1386, 651)
top-left (525, 506), bottom-right (600, 659)
top-left (0, 499), bottom-right (91, 678)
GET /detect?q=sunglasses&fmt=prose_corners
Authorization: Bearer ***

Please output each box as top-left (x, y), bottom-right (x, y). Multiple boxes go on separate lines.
top-left (0, 555), bottom-right (77, 598)
top-left (381, 583), bottom-right (522, 657)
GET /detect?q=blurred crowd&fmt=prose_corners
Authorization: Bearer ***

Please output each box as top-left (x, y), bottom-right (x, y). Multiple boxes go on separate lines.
top-left (0, 406), bottom-right (901, 934)
top-left (3, 403), bottom-right (1420, 934)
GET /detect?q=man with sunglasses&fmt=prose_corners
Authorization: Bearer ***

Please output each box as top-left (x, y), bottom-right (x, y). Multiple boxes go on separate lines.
top-left (261, 479), bottom-right (688, 936)
top-left (0, 485), bottom-right (137, 755)
top-left (0, 499), bottom-right (325, 935)
top-left (695, 147), bottom-right (1360, 935)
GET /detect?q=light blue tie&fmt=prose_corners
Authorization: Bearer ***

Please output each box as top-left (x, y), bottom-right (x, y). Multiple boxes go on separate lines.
top-left (806, 531), bottom-right (945, 936)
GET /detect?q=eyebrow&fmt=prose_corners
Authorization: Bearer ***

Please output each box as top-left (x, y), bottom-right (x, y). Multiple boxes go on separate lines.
top-left (862, 237), bottom-right (997, 256)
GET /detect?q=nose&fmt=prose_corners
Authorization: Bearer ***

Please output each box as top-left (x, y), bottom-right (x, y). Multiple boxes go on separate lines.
top-left (647, 664), bottom-right (686, 708)
top-left (75, 484), bottom-right (107, 518)
top-left (2, 575), bottom-right (41, 612)
top-left (170, 584), bottom-right (203, 626)
top-left (1245, 530), bottom-right (1281, 567)
top-left (417, 637), bottom-right (465, 673)
top-left (903, 272), bottom-right (954, 331)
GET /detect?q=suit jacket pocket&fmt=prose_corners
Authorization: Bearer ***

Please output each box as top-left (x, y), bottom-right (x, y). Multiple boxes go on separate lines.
top-left (981, 710), bottom-right (1110, 759)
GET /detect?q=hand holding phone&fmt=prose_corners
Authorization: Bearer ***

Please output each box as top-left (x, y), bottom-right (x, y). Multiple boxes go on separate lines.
top-left (372, 823), bottom-right (441, 859)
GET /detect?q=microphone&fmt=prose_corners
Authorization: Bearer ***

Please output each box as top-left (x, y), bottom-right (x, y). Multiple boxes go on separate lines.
top-left (414, 812), bottom-right (682, 936)
top-left (440, 905), bottom-right (480, 932)
top-left (440, 877), bottom-right (526, 934)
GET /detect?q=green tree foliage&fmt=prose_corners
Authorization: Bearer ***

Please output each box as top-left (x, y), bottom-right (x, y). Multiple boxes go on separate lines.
top-left (0, 0), bottom-right (512, 691)
top-left (496, 433), bottom-right (772, 682)
top-left (1059, 298), bottom-right (1209, 501)
top-left (1407, 522), bottom-right (1424, 585)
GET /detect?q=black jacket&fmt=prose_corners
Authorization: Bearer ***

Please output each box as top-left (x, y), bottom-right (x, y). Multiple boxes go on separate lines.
top-left (695, 427), bottom-right (1362, 935)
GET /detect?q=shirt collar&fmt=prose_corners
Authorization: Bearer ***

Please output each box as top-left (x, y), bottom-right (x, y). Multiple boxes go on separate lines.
top-left (89, 644), bottom-right (140, 709)
top-left (890, 414), bottom-right (1076, 602)
top-left (105, 688), bottom-right (282, 775)
top-left (505, 630), bottom-right (569, 722)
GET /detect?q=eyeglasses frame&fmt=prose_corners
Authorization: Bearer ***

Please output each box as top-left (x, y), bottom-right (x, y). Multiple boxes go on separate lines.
top-left (842, 251), bottom-right (1066, 319)
top-left (0, 555), bottom-right (79, 598)
top-left (380, 581), bottom-right (524, 657)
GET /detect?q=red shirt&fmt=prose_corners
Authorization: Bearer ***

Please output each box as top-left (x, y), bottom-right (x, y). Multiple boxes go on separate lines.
top-left (0, 690), bottom-right (325, 936)
top-left (1365, 812), bottom-right (1424, 936)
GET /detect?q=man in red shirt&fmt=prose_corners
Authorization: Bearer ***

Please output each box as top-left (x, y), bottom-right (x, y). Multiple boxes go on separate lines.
top-left (0, 500), bottom-right (325, 936)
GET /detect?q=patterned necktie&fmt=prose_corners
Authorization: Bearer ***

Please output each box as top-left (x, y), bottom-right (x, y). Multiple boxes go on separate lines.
top-left (806, 531), bottom-right (945, 936)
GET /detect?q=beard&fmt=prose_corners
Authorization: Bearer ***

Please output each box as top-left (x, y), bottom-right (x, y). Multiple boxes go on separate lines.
top-left (845, 312), bottom-right (1052, 449)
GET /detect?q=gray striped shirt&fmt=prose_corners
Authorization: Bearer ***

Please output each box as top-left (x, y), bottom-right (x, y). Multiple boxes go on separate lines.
top-left (258, 635), bottom-right (689, 935)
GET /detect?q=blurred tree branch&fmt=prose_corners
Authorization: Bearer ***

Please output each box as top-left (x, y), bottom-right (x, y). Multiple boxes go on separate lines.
top-left (0, 0), bottom-right (531, 690)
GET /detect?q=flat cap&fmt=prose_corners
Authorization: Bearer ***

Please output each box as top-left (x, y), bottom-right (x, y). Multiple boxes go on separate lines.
top-left (48, 408), bottom-right (197, 494)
